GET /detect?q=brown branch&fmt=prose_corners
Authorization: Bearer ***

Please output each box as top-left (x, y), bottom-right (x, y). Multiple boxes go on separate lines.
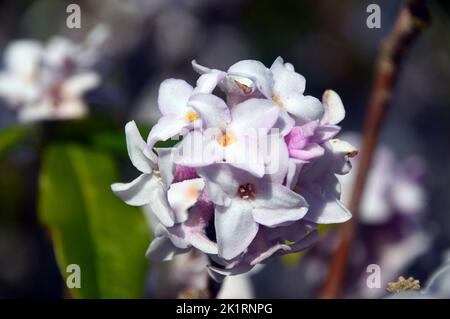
top-left (318, 0), bottom-right (430, 299)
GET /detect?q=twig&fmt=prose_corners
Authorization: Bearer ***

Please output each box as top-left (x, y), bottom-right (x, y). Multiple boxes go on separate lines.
top-left (318, 0), bottom-right (430, 299)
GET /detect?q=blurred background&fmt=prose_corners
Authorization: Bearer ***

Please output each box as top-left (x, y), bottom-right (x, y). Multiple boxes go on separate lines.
top-left (0, 0), bottom-right (449, 298)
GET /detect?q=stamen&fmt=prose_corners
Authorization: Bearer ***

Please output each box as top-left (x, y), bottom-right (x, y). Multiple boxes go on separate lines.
top-left (272, 95), bottom-right (284, 108)
top-left (238, 183), bottom-right (257, 200)
top-left (386, 276), bottom-right (420, 293)
top-left (186, 112), bottom-right (199, 122)
top-left (234, 80), bottom-right (252, 95)
top-left (347, 150), bottom-right (358, 158)
top-left (219, 132), bottom-right (237, 147)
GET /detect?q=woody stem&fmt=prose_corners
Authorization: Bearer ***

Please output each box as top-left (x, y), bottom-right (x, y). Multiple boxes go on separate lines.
top-left (318, 0), bottom-right (431, 299)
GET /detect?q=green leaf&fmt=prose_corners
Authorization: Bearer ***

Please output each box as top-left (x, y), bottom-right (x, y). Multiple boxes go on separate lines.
top-left (90, 130), bottom-right (128, 158)
top-left (281, 224), bottom-right (340, 267)
top-left (39, 143), bottom-right (150, 298)
top-left (0, 126), bottom-right (30, 159)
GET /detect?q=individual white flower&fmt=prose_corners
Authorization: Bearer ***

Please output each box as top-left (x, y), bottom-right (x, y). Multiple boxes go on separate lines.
top-left (0, 25), bottom-right (109, 123)
top-left (111, 121), bottom-right (175, 227)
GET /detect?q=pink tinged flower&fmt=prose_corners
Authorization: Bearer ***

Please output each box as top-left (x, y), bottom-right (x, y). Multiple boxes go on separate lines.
top-left (285, 120), bottom-right (341, 162)
top-left (290, 139), bottom-right (357, 224)
top-left (174, 97), bottom-right (280, 177)
top-left (147, 71), bottom-right (226, 147)
top-left (111, 121), bottom-right (175, 227)
top-left (275, 86), bottom-right (344, 147)
top-left (285, 121), bottom-right (324, 161)
top-left (147, 191), bottom-right (218, 258)
top-left (197, 164), bottom-right (309, 260)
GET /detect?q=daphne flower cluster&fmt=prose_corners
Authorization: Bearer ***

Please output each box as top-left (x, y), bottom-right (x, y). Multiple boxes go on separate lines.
top-left (112, 57), bottom-right (357, 278)
top-left (0, 25), bottom-right (109, 123)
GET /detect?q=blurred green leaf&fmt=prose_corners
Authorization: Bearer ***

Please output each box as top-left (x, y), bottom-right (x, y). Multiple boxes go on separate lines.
top-left (0, 126), bottom-right (30, 159)
top-left (281, 251), bottom-right (305, 267)
top-left (91, 131), bottom-right (128, 158)
top-left (318, 223), bottom-right (339, 234)
top-left (39, 143), bottom-right (150, 298)
top-left (281, 224), bottom-right (340, 267)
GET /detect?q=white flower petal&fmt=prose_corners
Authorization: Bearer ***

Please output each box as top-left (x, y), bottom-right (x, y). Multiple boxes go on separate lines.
top-left (329, 139), bottom-right (358, 175)
top-left (167, 178), bottom-right (205, 223)
top-left (111, 173), bottom-right (156, 206)
top-left (252, 183), bottom-right (309, 227)
top-left (285, 158), bottom-right (305, 189)
top-left (228, 60), bottom-right (274, 98)
top-left (155, 147), bottom-right (176, 187)
top-left (188, 232), bottom-right (218, 255)
top-left (272, 108), bottom-right (295, 136)
top-left (193, 71), bottom-right (226, 94)
top-left (147, 116), bottom-right (189, 148)
top-left (17, 104), bottom-right (52, 123)
top-left (0, 75), bottom-right (36, 105)
top-left (157, 78), bottom-right (193, 115)
top-left (321, 89), bottom-right (345, 125)
top-left (271, 56), bottom-right (306, 96)
top-left (192, 59), bottom-right (212, 74)
top-left (230, 98), bottom-right (279, 135)
top-left (263, 134), bottom-right (290, 182)
top-left (112, 174), bottom-right (175, 226)
top-left (196, 164), bottom-right (239, 206)
top-left (125, 121), bottom-right (155, 173)
top-left (223, 138), bottom-right (266, 178)
top-left (173, 130), bottom-right (220, 168)
top-left (215, 200), bottom-right (258, 260)
top-left (301, 183), bottom-right (351, 224)
top-left (4, 40), bottom-right (43, 77)
top-left (187, 93), bottom-right (231, 130)
top-left (62, 72), bottom-right (100, 97)
top-left (284, 94), bottom-right (324, 124)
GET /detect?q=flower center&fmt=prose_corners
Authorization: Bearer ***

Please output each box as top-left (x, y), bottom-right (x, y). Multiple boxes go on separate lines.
top-left (272, 95), bottom-right (284, 108)
top-left (219, 132), bottom-right (237, 147)
top-left (185, 111), bottom-right (199, 122)
top-left (234, 80), bottom-right (252, 95)
top-left (186, 185), bottom-right (200, 200)
top-left (238, 183), bottom-right (256, 200)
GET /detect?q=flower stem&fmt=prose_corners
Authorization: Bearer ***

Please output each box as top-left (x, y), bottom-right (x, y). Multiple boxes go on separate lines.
top-left (318, 0), bottom-right (431, 299)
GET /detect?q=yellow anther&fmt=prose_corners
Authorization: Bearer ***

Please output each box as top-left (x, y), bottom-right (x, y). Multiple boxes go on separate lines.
top-left (348, 150), bottom-right (358, 158)
top-left (219, 132), bottom-right (237, 147)
top-left (272, 95), bottom-right (284, 108)
top-left (186, 185), bottom-right (199, 200)
top-left (238, 183), bottom-right (257, 200)
top-left (186, 112), bottom-right (199, 122)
